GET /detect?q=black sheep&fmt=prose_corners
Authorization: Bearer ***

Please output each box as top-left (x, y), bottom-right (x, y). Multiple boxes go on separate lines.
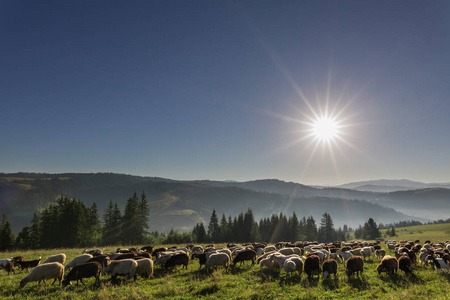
top-left (304, 254), bottom-right (320, 278)
top-left (17, 258), bottom-right (41, 271)
top-left (165, 253), bottom-right (189, 270)
top-left (62, 262), bottom-right (102, 287)
top-left (398, 256), bottom-right (413, 274)
top-left (233, 250), bottom-right (256, 266)
top-left (191, 253), bottom-right (207, 269)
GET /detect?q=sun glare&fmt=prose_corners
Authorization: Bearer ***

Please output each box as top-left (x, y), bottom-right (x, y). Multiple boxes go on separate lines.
top-left (312, 116), bottom-right (339, 142)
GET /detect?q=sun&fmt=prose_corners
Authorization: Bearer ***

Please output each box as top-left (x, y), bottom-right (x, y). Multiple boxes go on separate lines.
top-left (312, 116), bottom-right (340, 142)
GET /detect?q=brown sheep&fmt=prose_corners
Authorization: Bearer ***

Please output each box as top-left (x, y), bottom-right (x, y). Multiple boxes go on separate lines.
top-left (377, 256), bottom-right (398, 275)
top-left (346, 256), bottom-right (364, 278)
top-left (322, 259), bottom-right (338, 280)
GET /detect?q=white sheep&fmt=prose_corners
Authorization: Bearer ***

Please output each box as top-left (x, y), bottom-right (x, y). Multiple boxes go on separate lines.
top-left (191, 245), bottom-right (203, 253)
top-left (283, 259), bottom-right (296, 277)
top-left (205, 253), bottom-right (230, 273)
top-left (279, 248), bottom-right (295, 255)
top-left (19, 262), bottom-right (64, 288)
top-left (82, 249), bottom-right (103, 255)
top-left (256, 248), bottom-right (265, 256)
top-left (104, 259), bottom-right (138, 282)
top-left (135, 258), bottom-right (154, 278)
top-left (43, 253), bottom-right (66, 265)
top-left (259, 258), bottom-right (279, 272)
top-left (64, 254), bottom-right (93, 271)
top-left (270, 254), bottom-right (302, 275)
top-left (264, 246), bottom-right (277, 253)
top-left (360, 247), bottom-right (372, 260)
top-left (336, 249), bottom-right (353, 264)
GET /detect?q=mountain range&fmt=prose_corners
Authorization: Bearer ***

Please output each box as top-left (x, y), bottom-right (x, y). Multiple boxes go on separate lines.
top-left (1, 173), bottom-right (448, 234)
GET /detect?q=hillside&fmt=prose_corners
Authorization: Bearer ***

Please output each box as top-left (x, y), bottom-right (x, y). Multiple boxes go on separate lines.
top-left (0, 173), bottom-right (435, 234)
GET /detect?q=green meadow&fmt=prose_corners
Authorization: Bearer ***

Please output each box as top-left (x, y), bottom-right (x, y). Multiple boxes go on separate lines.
top-left (1, 223), bottom-right (449, 299)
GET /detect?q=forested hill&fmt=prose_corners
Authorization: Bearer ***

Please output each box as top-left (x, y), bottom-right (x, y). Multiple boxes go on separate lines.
top-left (0, 173), bottom-right (434, 234)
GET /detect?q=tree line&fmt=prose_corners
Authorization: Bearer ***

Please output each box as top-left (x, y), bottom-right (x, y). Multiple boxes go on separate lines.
top-left (190, 209), bottom-right (353, 244)
top-left (0, 192), bottom-right (150, 251)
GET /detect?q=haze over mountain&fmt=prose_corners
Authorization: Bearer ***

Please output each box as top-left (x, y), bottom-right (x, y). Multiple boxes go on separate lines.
top-left (336, 179), bottom-right (450, 192)
top-left (2, 173), bottom-right (446, 235)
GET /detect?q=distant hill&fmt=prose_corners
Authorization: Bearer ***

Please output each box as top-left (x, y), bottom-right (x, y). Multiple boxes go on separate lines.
top-left (338, 179), bottom-right (450, 192)
top-left (0, 173), bottom-right (438, 234)
top-left (338, 179), bottom-right (428, 191)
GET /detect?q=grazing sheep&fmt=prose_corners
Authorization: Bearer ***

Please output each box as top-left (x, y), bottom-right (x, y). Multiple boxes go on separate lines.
top-left (103, 259), bottom-right (138, 282)
top-left (283, 259), bottom-right (296, 277)
top-left (346, 256), bottom-right (364, 278)
top-left (375, 249), bottom-right (386, 260)
top-left (65, 254), bottom-right (93, 271)
top-left (264, 246), bottom-right (277, 253)
top-left (141, 245), bottom-right (154, 253)
top-left (165, 253), bottom-right (189, 270)
top-left (259, 258), bottom-right (279, 273)
top-left (322, 259), bottom-right (338, 280)
top-left (110, 252), bottom-right (137, 261)
top-left (88, 255), bottom-right (110, 266)
top-left (398, 256), bottom-right (412, 274)
top-left (191, 252), bottom-right (207, 269)
top-left (289, 256), bottom-right (304, 276)
top-left (0, 258), bottom-right (14, 274)
top-left (257, 250), bottom-right (277, 263)
top-left (279, 248), bottom-right (295, 255)
top-left (19, 262), bottom-right (65, 288)
top-left (82, 249), bottom-right (103, 256)
top-left (426, 255), bottom-right (449, 274)
top-left (17, 257), bottom-right (41, 272)
top-left (62, 262), bottom-right (102, 287)
top-left (329, 253), bottom-right (342, 264)
top-left (304, 255), bottom-right (321, 278)
top-left (43, 253), bottom-right (66, 265)
top-left (205, 253), bottom-right (230, 273)
top-left (135, 258), bottom-right (154, 278)
top-left (336, 249), bottom-right (353, 264)
top-left (376, 256), bottom-right (398, 275)
top-left (233, 249), bottom-right (256, 266)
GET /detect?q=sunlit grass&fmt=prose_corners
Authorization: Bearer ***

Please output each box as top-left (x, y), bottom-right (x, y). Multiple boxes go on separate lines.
top-left (1, 231), bottom-right (449, 299)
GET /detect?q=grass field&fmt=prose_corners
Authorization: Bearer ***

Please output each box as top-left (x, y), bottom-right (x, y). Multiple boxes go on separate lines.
top-left (1, 224), bottom-right (449, 299)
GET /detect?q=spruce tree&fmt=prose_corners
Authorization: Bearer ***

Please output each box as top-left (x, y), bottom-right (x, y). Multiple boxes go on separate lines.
top-left (0, 213), bottom-right (15, 251)
top-left (207, 209), bottom-right (220, 242)
top-left (305, 216), bottom-right (318, 241)
top-left (15, 226), bottom-right (31, 250)
top-left (121, 193), bottom-right (140, 245)
top-left (318, 212), bottom-right (335, 242)
top-left (30, 213), bottom-right (41, 249)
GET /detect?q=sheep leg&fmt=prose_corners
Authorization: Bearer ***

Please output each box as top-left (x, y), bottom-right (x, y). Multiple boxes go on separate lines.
top-left (80, 279), bottom-right (86, 287)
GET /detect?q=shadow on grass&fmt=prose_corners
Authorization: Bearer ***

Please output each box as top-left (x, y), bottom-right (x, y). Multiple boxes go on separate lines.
top-left (278, 273), bottom-right (302, 286)
top-left (194, 283), bottom-right (220, 296)
top-left (299, 276), bottom-right (320, 288)
top-left (378, 272), bottom-right (424, 286)
top-left (347, 275), bottom-right (370, 291)
top-left (322, 276), bottom-right (339, 290)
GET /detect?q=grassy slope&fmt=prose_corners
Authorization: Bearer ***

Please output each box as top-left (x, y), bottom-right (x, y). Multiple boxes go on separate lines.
top-left (1, 224), bottom-right (449, 299)
top-left (381, 223), bottom-right (450, 243)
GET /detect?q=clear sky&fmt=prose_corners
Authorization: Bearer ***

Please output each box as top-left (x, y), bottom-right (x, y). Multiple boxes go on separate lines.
top-left (2, 1), bottom-right (450, 186)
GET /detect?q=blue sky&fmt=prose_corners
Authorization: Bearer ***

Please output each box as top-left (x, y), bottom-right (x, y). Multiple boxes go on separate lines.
top-left (2, 1), bottom-right (450, 185)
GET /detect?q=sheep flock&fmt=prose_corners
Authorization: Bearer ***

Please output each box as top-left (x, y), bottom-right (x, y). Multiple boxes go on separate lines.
top-left (1, 239), bottom-right (449, 295)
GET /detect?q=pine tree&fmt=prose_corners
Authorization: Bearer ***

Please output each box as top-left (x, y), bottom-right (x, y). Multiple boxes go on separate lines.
top-left (305, 216), bottom-right (317, 241)
top-left (15, 226), bottom-right (31, 250)
top-left (30, 213), bottom-right (41, 249)
top-left (288, 212), bottom-right (300, 242)
top-left (137, 192), bottom-right (150, 243)
top-left (121, 193), bottom-right (140, 245)
top-left (318, 212), bottom-right (335, 242)
top-left (192, 222), bottom-right (207, 243)
top-left (207, 209), bottom-right (220, 242)
top-left (363, 218), bottom-right (380, 240)
top-left (86, 203), bottom-right (101, 246)
top-left (219, 213), bottom-right (228, 242)
top-left (0, 213), bottom-right (15, 251)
